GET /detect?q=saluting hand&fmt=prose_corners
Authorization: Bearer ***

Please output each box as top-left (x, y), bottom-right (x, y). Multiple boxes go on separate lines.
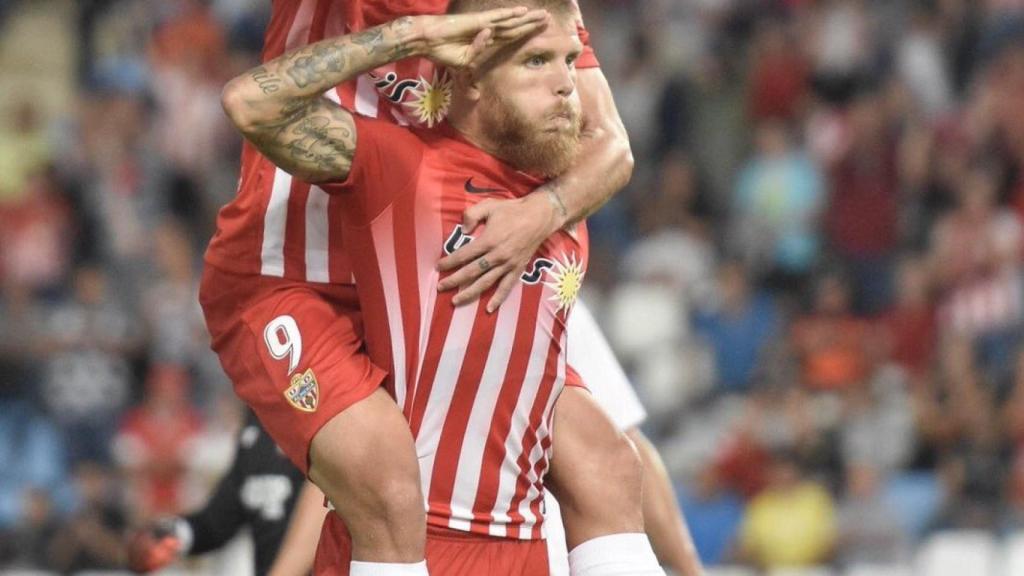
top-left (417, 6), bottom-right (550, 69)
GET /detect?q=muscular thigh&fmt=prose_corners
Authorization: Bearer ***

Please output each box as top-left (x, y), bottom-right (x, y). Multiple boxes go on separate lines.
top-left (200, 266), bottom-right (388, 474)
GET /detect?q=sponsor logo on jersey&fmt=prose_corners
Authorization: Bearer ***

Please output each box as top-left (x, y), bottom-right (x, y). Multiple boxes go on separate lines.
top-left (442, 226), bottom-right (584, 303)
top-left (544, 251), bottom-right (585, 315)
top-left (464, 177), bottom-right (506, 195)
top-left (405, 70), bottom-right (452, 127)
top-left (284, 368), bottom-right (319, 412)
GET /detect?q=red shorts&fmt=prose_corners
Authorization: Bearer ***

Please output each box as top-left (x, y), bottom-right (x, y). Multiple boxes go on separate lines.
top-left (314, 515), bottom-right (550, 576)
top-left (199, 265), bottom-right (387, 474)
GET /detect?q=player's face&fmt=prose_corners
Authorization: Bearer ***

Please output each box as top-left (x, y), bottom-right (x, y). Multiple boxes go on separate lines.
top-left (476, 16), bottom-right (583, 176)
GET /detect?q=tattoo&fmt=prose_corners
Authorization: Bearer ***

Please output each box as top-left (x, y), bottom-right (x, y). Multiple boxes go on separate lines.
top-left (285, 43), bottom-right (348, 88)
top-left (251, 66), bottom-right (282, 94)
top-left (351, 27), bottom-right (385, 54)
top-left (252, 99), bottom-right (357, 180)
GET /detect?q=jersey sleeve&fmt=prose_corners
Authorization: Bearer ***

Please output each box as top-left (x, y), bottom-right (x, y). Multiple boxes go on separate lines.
top-left (571, 0), bottom-right (600, 69)
top-left (319, 114), bottom-right (425, 225)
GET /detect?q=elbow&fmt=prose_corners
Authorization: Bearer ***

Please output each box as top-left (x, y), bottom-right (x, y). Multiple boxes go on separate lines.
top-left (221, 77), bottom-right (259, 135)
top-left (618, 136), bottom-right (635, 188)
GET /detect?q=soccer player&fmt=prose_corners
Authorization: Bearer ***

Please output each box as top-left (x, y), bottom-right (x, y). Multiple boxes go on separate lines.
top-left (125, 411), bottom-right (306, 575)
top-left (217, 2), bottom-right (662, 574)
top-left (246, 1), bottom-right (700, 569)
top-left (252, 1), bottom-right (702, 574)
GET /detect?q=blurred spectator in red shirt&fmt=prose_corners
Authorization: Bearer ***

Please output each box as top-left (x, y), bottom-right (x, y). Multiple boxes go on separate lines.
top-left (879, 255), bottom-right (936, 378)
top-left (791, 271), bottom-right (874, 392)
top-left (114, 364), bottom-right (204, 520)
top-left (747, 19), bottom-right (808, 122)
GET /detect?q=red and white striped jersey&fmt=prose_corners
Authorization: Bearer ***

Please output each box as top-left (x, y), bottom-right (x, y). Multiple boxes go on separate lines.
top-left (321, 115), bottom-right (589, 539)
top-left (204, 0), bottom-right (599, 283)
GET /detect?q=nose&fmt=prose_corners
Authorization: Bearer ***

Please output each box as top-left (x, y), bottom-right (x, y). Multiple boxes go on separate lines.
top-left (553, 62), bottom-right (575, 98)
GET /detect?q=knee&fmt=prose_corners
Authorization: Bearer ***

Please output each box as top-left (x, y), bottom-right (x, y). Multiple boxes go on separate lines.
top-left (607, 432), bottom-right (644, 497)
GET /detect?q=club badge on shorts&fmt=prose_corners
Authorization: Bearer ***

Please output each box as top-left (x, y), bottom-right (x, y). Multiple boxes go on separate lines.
top-left (284, 369), bottom-right (319, 412)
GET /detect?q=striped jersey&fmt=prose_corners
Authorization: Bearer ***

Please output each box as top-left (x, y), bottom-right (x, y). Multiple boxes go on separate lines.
top-left (204, 0), bottom-right (598, 283)
top-left (320, 115), bottom-right (589, 539)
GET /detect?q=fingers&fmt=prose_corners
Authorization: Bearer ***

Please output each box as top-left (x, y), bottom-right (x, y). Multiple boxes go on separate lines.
top-left (453, 265), bottom-right (507, 307)
top-left (437, 240), bottom-right (489, 283)
top-left (490, 11), bottom-right (549, 40)
top-left (462, 199), bottom-right (494, 234)
top-left (486, 270), bottom-right (522, 313)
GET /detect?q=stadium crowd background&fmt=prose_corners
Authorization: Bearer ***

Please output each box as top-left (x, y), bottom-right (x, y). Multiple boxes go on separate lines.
top-left (2, 0), bottom-right (1024, 574)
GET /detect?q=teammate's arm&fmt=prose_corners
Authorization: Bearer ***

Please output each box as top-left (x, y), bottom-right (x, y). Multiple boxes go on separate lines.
top-left (437, 66), bottom-right (633, 311)
top-left (221, 8), bottom-right (549, 184)
top-left (266, 480), bottom-right (328, 576)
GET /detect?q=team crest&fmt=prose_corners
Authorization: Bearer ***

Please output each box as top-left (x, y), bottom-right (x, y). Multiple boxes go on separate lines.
top-left (544, 252), bottom-right (585, 315)
top-left (405, 70), bottom-right (452, 127)
top-left (284, 369), bottom-right (319, 412)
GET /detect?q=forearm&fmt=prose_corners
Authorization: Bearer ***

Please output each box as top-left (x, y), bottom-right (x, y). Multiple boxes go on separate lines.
top-left (220, 17), bottom-right (420, 182)
top-left (627, 429), bottom-right (704, 576)
top-left (541, 68), bottom-right (633, 227)
top-left (223, 17), bottom-right (418, 131)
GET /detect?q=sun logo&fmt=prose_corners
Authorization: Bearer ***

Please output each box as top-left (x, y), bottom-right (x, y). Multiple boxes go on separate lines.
top-left (544, 252), bottom-right (585, 315)
top-left (405, 70), bottom-right (452, 127)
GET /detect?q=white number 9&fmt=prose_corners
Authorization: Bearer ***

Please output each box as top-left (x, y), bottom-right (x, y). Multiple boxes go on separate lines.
top-left (264, 315), bottom-right (302, 375)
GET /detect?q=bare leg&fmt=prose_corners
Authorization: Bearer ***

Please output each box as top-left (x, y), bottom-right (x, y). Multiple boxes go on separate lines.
top-left (548, 387), bottom-right (644, 549)
top-left (308, 388), bottom-right (426, 563)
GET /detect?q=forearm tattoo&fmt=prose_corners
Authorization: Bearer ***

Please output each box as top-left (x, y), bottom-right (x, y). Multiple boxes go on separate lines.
top-left (238, 18), bottom-right (417, 180)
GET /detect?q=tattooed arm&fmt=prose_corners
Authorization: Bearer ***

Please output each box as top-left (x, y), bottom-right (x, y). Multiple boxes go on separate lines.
top-left (221, 7), bottom-right (548, 183)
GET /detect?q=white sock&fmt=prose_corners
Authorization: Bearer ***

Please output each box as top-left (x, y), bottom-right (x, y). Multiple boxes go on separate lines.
top-left (349, 560), bottom-right (429, 576)
top-left (568, 533), bottom-right (665, 576)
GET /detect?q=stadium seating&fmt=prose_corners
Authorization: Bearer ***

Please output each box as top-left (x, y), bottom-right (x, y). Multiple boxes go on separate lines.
top-left (916, 530), bottom-right (999, 576)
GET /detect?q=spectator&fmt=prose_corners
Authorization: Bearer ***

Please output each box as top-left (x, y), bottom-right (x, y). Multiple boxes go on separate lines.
top-left (790, 270), bottom-right (874, 392)
top-left (38, 265), bottom-right (141, 464)
top-left (114, 364), bottom-right (205, 521)
top-left (677, 465), bottom-right (744, 567)
top-left (44, 461), bottom-right (128, 572)
top-left (737, 450), bottom-right (837, 570)
top-left (694, 260), bottom-right (781, 394)
top-left (835, 463), bottom-right (910, 567)
top-left (731, 120), bottom-right (825, 291)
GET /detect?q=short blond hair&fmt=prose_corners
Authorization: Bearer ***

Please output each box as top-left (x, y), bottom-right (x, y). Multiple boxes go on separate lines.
top-left (447, 0), bottom-right (576, 20)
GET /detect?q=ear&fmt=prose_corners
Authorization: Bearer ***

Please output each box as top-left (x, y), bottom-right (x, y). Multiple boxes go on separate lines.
top-left (454, 68), bottom-right (482, 102)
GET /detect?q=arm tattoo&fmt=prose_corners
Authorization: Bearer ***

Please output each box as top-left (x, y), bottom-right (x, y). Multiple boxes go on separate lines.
top-left (351, 27), bottom-right (385, 54)
top-left (250, 66), bottom-right (282, 94)
top-left (285, 44), bottom-right (349, 88)
top-left (253, 98), bottom-right (357, 182)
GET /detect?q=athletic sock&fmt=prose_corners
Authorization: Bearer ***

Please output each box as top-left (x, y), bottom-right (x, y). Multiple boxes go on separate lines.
top-left (349, 560), bottom-right (429, 575)
top-left (568, 533), bottom-right (666, 576)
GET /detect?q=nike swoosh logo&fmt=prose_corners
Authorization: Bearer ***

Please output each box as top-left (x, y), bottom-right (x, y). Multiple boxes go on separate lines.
top-left (464, 177), bottom-right (506, 194)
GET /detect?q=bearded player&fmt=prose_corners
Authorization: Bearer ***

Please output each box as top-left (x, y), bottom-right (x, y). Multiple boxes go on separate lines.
top-left (251, 1), bottom-right (700, 573)
top-left (217, 2), bottom-right (664, 574)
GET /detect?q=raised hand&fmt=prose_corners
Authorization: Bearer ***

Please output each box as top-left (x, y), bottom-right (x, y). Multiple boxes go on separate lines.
top-left (418, 6), bottom-right (549, 68)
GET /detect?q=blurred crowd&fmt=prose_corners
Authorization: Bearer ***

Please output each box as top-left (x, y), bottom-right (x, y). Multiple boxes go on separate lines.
top-left (3, 0), bottom-right (1024, 573)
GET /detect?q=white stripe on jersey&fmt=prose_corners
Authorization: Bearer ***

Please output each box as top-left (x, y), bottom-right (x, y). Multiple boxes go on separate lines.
top-left (356, 74), bottom-right (380, 118)
top-left (417, 303), bottom-right (481, 503)
top-left (370, 211), bottom-right (408, 410)
top-left (515, 332), bottom-right (566, 532)
top-left (305, 186), bottom-right (330, 282)
top-left (260, 168), bottom-right (292, 277)
top-left (447, 288), bottom-right (524, 530)
top-left (488, 305), bottom-right (558, 538)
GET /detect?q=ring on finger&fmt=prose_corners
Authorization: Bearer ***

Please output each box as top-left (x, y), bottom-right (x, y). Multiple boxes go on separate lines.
top-left (478, 258), bottom-right (491, 271)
